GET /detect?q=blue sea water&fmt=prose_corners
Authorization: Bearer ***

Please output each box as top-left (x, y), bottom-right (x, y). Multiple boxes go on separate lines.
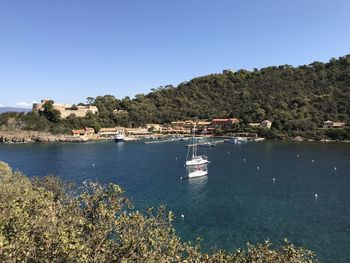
top-left (0, 140), bottom-right (349, 262)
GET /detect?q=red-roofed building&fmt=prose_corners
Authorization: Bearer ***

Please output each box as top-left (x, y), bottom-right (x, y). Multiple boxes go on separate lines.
top-left (211, 118), bottom-right (239, 127)
top-left (84, 127), bottom-right (95, 136)
top-left (72, 129), bottom-right (85, 136)
top-left (71, 127), bottom-right (95, 137)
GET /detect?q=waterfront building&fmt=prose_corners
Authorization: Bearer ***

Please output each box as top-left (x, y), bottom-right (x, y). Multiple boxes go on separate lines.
top-left (146, 124), bottom-right (163, 132)
top-left (71, 127), bottom-right (96, 137)
top-left (98, 127), bottom-right (126, 137)
top-left (170, 121), bottom-right (192, 134)
top-left (125, 127), bottom-right (150, 135)
top-left (323, 120), bottom-right (346, 129)
top-left (72, 129), bottom-right (85, 136)
top-left (211, 118), bottom-right (239, 128)
top-left (196, 121), bottom-right (212, 134)
top-left (84, 127), bottom-right (95, 136)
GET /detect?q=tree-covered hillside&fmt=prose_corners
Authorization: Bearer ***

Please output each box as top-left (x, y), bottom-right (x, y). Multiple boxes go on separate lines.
top-left (116, 55), bottom-right (350, 128)
top-left (1, 55), bottom-right (349, 140)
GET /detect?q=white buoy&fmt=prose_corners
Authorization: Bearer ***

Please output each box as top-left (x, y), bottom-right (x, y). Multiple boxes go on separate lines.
top-left (181, 214), bottom-right (185, 219)
top-left (176, 157), bottom-right (178, 160)
top-left (297, 154), bottom-right (299, 157)
top-left (180, 177), bottom-right (183, 180)
top-left (312, 159), bottom-right (315, 163)
top-left (243, 158), bottom-right (246, 162)
top-left (257, 166), bottom-right (260, 170)
top-left (92, 163), bottom-right (95, 167)
top-left (334, 167), bottom-right (337, 171)
top-left (227, 151), bottom-right (230, 154)
top-left (273, 178), bottom-right (276, 183)
top-left (314, 194), bottom-right (318, 199)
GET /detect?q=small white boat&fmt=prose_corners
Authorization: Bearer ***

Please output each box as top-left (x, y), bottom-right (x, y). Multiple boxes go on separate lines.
top-left (198, 137), bottom-right (216, 147)
top-left (188, 169), bottom-right (208, 178)
top-left (230, 137), bottom-right (248, 144)
top-left (114, 133), bottom-right (125, 143)
top-left (237, 137), bottom-right (248, 142)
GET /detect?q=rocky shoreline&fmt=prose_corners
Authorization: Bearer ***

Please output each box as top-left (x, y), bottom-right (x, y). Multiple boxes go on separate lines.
top-left (0, 130), bottom-right (89, 143)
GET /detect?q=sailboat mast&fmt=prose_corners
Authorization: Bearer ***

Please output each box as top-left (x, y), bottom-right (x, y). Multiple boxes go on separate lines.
top-left (193, 123), bottom-right (196, 158)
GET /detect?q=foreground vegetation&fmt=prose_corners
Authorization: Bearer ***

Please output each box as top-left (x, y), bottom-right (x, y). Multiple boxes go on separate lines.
top-left (0, 161), bottom-right (318, 262)
top-left (1, 55), bottom-right (349, 140)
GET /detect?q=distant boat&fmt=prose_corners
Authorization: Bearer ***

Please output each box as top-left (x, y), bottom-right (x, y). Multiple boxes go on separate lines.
top-left (253, 137), bottom-right (265, 142)
top-left (198, 136), bottom-right (216, 147)
top-left (114, 133), bottom-right (125, 143)
top-left (237, 137), bottom-right (248, 142)
top-left (229, 137), bottom-right (248, 144)
top-left (185, 124), bottom-right (209, 167)
top-left (198, 141), bottom-right (215, 147)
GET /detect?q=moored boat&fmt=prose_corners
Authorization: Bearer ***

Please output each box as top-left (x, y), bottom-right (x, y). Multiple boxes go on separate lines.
top-left (114, 133), bottom-right (125, 143)
top-left (188, 169), bottom-right (208, 178)
top-left (185, 124), bottom-right (209, 167)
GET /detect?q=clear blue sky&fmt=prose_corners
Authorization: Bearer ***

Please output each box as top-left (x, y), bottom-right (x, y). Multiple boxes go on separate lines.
top-left (1, 0), bottom-right (350, 108)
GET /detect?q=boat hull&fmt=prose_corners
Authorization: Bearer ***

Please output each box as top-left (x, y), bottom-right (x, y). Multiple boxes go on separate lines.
top-left (185, 159), bottom-right (209, 166)
top-left (114, 134), bottom-right (125, 143)
top-left (188, 170), bottom-right (208, 178)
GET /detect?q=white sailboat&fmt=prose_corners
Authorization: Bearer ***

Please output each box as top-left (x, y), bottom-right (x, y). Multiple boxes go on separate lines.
top-left (185, 124), bottom-right (209, 167)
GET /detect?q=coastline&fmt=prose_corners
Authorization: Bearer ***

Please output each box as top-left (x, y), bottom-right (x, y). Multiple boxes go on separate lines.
top-left (1, 130), bottom-right (349, 144)
top-left (0, 130), bottom-right (168, 144)
top-left (0, 130), bottom-right (89, 143)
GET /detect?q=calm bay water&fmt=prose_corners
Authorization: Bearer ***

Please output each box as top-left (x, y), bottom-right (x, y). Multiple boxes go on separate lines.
top-left (0, 140), bottom-right (349, 262)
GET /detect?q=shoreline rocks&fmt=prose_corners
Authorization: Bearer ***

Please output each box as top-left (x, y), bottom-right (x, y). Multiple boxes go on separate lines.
top-left (0, 130), bottom-right (89, 144)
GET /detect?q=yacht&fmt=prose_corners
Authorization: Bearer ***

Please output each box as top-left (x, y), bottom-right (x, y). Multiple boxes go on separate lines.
top-left (114, 133), bottom-right (125, 143)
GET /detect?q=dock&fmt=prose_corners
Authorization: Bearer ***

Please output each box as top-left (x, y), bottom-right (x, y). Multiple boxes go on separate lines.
top-left (186, 139), bottom-right (226, 147)
top-left (144, 138), bottom-right (183, 144)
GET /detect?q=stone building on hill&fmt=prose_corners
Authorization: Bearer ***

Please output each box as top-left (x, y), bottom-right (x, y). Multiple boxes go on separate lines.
top-left (33, 100), bottom-right (98, 118)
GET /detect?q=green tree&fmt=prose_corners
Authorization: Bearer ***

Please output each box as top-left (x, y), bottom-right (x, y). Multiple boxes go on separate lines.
top-left (87, 97), bottom-right (95, 105)
top-left (41, 101), bottom-right (61, 123)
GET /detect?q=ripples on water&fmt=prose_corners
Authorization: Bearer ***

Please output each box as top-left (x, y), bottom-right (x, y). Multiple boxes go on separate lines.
top-left (0, 141), bottom-right (349, 262)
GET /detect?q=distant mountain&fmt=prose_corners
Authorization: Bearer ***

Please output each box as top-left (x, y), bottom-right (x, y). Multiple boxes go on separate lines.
top-left (0, 107), bottom-right (31, 113)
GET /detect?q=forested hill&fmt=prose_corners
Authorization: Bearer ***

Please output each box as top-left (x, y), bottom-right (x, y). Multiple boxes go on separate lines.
top-left (116, 55), bottom-right (350, 129)
top-left (1, 55), bottom-right (350, 140)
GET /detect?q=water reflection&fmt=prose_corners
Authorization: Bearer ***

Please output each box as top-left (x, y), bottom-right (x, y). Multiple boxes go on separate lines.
top-left (186, 168), bottom-right (208, 205)
top-left (187, 174), bottom-right (208, 187)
